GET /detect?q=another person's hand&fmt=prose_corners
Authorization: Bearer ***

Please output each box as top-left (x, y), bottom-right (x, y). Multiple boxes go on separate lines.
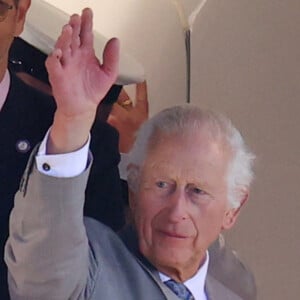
top-left (108, 81), bottom-right (148, 153)
top-left (45, 8), bottom-right (119, 154)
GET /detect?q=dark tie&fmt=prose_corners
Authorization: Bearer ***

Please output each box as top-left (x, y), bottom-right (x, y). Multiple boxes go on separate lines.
top-left (164, 279), bottom-right (195, 300)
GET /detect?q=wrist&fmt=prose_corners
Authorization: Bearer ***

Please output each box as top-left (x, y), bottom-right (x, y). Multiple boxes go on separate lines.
top-left (47, 111), bottom-right (95, 154)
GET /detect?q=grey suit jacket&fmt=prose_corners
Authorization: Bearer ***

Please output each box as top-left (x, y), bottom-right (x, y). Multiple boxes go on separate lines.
top-left (5, 154), bottom-right (254, 300)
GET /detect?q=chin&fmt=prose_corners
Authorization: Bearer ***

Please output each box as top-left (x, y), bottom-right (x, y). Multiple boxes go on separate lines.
top-left (151, 247), bottom-right (192, 269)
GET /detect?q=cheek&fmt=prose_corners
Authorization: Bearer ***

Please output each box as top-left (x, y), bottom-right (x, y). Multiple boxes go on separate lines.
top-left (134, 193), bottom-right (161, 235)
top-left (192, 205), bottom-right (228, 241)
top-left (134, 198), bottom-right (165, 258)
top-left (0, 26), bottom-right (16, 54)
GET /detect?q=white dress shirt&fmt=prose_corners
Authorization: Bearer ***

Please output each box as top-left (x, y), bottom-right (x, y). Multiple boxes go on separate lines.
top-left (36, 129), bottom-right (90, 177)
top-left (159, 252), bottom-right (209, 300)
top-left (37, 129), bottom-right (130, 180)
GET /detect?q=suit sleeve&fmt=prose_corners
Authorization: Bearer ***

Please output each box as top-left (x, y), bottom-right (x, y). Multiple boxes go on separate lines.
top-left (5, 153), bottom-right (91, 300)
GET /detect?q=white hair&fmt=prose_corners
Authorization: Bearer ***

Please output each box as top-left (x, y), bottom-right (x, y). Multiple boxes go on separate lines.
top-left (127, 105), bottom-right (255, 208)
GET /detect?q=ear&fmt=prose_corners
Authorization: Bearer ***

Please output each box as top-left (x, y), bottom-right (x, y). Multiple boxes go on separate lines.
top-left (221, 190), bottom-right (249, 230)
top-left (14, 0), bottom-right (31, 36)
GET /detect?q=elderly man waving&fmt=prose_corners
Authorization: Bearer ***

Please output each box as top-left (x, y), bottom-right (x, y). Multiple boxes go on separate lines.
top-left (5, 7), bottom-right (256, 300)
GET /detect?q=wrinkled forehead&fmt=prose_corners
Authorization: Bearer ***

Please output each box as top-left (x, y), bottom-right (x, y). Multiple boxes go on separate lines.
top-left (140, 132), bottom-right (231, 192)
top-left (147, 126), bottom-right (231, 155)
top-left (145, 130), bottom-right (232, 168)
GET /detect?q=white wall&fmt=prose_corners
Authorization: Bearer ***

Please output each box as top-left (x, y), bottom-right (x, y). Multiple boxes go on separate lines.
top-left (45, 1), bottom-right (300, 299)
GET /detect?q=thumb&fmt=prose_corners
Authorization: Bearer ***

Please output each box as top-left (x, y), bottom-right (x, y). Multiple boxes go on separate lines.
top-left (102, 38), bottom-right (120, 79)
top-left (135, 81), bottom-right (148, 114)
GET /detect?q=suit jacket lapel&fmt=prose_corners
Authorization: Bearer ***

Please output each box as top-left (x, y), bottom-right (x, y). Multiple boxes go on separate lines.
top-left (205, 274), bottom-right (242, 300)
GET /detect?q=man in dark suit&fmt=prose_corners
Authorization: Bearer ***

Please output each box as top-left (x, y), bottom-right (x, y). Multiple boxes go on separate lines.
top-left (5, 8), bottom-right (256, 299)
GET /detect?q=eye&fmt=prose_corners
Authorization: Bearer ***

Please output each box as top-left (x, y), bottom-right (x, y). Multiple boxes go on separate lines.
top-left (156, 181), bottom-right (169, 189)
top-left (191, 187), bottom-right (205, 195)
top-left (154, 180), bottom-right (175, 196)
top-left (186, 184), bottom-right (210, 203)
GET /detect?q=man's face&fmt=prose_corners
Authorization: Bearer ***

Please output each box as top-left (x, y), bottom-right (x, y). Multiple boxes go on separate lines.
top-left (131, 131), bottom-right (240, 281)
top-left (0, 0), bottom-right (29, 76)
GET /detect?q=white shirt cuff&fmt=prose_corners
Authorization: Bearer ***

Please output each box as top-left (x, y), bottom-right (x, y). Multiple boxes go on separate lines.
top-left (36, 129), bottom-right (90, 178)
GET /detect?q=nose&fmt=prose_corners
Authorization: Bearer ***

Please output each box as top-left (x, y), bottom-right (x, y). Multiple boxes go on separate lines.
top-left (166, 188), bottom-right (189, 222)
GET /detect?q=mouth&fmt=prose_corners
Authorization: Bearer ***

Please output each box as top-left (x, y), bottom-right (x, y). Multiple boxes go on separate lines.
top-left (159, 230), bottom-right (188, 239)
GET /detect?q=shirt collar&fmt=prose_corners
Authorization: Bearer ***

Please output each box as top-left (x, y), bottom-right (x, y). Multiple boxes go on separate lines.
top-left (0, 69), bottom-right (10, 111)
top-left (159, 251), bottom-right (209, 300)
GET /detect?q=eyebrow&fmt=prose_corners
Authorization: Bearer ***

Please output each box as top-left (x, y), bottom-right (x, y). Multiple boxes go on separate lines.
top-left (0, 1), bottom-right (10, 5)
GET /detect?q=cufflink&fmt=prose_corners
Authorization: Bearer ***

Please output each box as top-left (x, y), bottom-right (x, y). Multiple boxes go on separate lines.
top-left (42, 163), bottom-right (51, 171)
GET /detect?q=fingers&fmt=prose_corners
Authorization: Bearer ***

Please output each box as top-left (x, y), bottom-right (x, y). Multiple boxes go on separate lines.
top-left (52, 8), bottom-right (92, 67)
top-left (53, 24), bottom-right (73, 66)
top-left (54, 24), bottom-right (70, 50)
top-left (50, 8), bottom-right (93, 68)
top-left (46, 48), bottom-right (63, 84)
top-left (107, 113), bottom-right (120, 129)
top-left (117, 81), bottom-right (148, 111)
top-left (102, 38), bottom-right (120, 80)
top-left (69, 14), bottom-right (81, 51)
top-left (117, 88), bottom-right (130, 103)
top-left (135, 81), bottom-right (148, 113)
top-left (109, 102), bottom-right (128, 122)
top-left (46, 16), bottom-right (74, 88)
top-left (80, 8), bottom-right (94, 49)
top-left (47, 6), bottom-right (119, 110)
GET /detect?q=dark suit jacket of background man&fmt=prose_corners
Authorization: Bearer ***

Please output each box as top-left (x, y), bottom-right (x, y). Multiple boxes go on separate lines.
top-left (0, 72), bottom-right (125, 299)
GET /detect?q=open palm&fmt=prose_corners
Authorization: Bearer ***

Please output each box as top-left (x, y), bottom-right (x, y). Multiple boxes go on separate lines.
top-left (46, 8), bottom-right (119, 119)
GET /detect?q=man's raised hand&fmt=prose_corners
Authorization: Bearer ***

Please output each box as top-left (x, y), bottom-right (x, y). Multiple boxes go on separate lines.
top-left (45, 8), bottom-right (120, 154)
top-left (46, 8), bottom-right (119, 119)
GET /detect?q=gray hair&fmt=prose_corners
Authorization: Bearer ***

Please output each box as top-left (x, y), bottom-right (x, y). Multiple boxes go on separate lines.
top-left (127, 105), bottom-right (255, 208)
